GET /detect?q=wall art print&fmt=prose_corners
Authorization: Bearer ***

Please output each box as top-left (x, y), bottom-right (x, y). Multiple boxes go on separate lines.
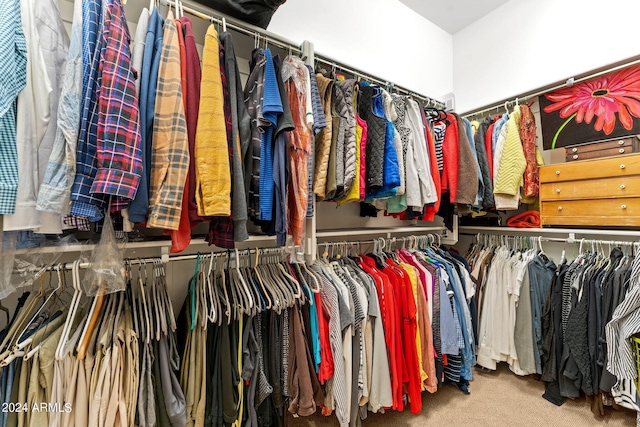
top-left (539, 64), bottom-right (640, 150)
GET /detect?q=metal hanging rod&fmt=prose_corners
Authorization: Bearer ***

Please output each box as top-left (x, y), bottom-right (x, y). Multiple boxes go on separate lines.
top-left (462, 232), bottom-right (640, 246)
top-left (17, 247), bottom-right (289, 274)
top-left (314, 54), bottom-right (446, 110)
top-left (162, 0), bottom-right (302, 54)
top-left (461, 57), bottom-right (640, 119)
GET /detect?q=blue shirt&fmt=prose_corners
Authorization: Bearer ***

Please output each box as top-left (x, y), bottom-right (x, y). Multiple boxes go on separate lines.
top-left (128, 8), bottom-right (163, 224)
top-left (258, 48), bottom-right (282, 222)
top-left (70, 0), bottom-right (107, 220)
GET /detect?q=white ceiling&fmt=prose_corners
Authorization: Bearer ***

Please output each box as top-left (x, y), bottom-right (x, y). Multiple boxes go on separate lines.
top-left (399, 0), bottom-right (511, 34)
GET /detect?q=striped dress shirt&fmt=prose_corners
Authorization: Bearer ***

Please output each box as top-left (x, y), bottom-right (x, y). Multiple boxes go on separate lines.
top-left (147, 12), bottom-right (189, 230)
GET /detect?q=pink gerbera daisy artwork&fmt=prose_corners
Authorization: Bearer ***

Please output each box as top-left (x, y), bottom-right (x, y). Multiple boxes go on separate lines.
top-left (543, 66), bottom-right (640, 149)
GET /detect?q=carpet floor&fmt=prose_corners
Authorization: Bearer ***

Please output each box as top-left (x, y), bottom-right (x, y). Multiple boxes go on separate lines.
top-left (287, 363), bottom-right (637, 426)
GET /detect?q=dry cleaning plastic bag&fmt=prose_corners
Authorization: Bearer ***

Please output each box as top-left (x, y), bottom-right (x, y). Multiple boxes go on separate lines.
top-left (83, 214), bottom-right (126, 296)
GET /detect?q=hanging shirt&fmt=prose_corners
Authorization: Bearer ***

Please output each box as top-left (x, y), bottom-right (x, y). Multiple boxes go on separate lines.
top-left (220, 30), bottom-right (249, 240)
top-left (194, 24), bottom-right (231, 217)
top-left (147, 13), bottom-right (189, 230)
top-left (90, 0), bottom-right (143, 210)
top-left (70, 0), bottom-right (107, 221)
top-left (0, 0), bottom-right (27, 215)
top-left (258, 48), bottom-right (282, 222)
top-left (32, 0), bottom-right (68, 234)
top-left (36, 0), bottom-right (82, 219)
top-left (128, 8), bottom-right (163, 224)
top-left (3, 0), bottom-right (52, 231)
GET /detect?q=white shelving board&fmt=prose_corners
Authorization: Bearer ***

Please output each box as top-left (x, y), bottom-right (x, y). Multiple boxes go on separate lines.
top-left (459, 226), bottom-right (640, 240)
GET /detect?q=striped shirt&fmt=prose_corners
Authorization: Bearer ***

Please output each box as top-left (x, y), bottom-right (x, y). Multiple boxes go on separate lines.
top-left (605, 255), bottom-right (640, 380)
top-left (313, 264), bottom-right (349, 427)
top-left (432, 122), bottom-right (446, 173)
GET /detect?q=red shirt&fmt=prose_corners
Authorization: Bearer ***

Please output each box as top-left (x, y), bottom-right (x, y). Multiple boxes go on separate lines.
top-left (315, 292), bottom-right (334, 384)
top-left (385, 260), bottom-right (422, 414)
top-left (485, 122), bottom-right (495, 177)
top-left (440, 115), bottom-right (459, 203)
top-left (360, 256), bottom-right (403, 411)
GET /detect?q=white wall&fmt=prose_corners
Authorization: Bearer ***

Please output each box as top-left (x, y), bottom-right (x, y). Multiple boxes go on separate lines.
top-left (453, 0), bottom-right (640, 113)
top-left (268, 0), bottom-right (454, 100)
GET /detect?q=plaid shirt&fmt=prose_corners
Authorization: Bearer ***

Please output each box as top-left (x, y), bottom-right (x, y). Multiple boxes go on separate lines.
top-left (70, 0), bottom-right (107, 220)
top-left (0, 0), bottom-right (27, 214)
top-left (147, 12), bottom-right (189, 230)
top-left (90, 0), bottom-right (142, 209)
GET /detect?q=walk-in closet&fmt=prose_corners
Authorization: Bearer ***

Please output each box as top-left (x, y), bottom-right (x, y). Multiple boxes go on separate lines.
top-left (1, 0), bottom-right (640, 425)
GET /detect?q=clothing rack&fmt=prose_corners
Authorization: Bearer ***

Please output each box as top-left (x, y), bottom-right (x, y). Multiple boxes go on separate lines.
top-left (316, 233), bottom-right (442, 255)
top-left (162, 0), bottom-right (303, 54)
top-left (461, 57), bottom-right (640, 119)
top-left (314, 54), bottom-right (446, 110)
top-left (461, 231), bottom-right (640, 248)
top-left (14, 246), bottom-right (289, 275)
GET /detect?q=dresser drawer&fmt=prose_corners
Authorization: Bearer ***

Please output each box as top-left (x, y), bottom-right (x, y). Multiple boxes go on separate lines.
top-left (540, 154), bottom-right (640, 183)
top-left (540, 176), bottom-right (640, 200)
top-left (565, 135), bottom-right (637, 155)
top-left (565, 146), bottom-right (634, 162)
top-left (541, 198), bottom-right (640, 226)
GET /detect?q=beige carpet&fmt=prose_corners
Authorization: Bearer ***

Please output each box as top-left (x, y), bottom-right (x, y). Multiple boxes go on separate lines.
top-left (287, 364), bottom-right (637, 426)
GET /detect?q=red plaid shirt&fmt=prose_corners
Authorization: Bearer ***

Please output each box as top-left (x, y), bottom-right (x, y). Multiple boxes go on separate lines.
top-left (90, 0), bottom-right (143, 210)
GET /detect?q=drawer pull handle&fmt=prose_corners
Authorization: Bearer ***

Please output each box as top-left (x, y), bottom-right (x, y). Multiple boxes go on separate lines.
top-left (556, 170), bottom-right (561, 175)
top-left (622, 204), bottom-right (628, 210)
top-left (619, 148), bottom-right (626, 154)
top-left (621, 184), bottom-right (626, 189)
top-left (556, 189), bottom-right (561, 193)
top-left (572, 147), bottom-right (578, 152)
top-left (621, 164), bottom-right (626, 169)
top-left (557, 206), bottom-right (563, 211)
top-left (619, 140), bottom-right (625, 145)
top-left (573, 155), bottom-right (579, 160)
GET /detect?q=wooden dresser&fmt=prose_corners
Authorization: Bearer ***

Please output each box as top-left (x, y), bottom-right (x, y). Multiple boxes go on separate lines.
top-left (539, 154), bottom-right (640, 226)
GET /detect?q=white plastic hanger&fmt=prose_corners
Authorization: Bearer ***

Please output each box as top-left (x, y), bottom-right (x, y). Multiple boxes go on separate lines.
top-left (55, 260), bottom-right (81, 360)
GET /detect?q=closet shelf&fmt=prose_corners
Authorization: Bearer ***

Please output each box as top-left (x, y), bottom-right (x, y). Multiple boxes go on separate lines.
top-left (459, 226), bottom-right (640, 239)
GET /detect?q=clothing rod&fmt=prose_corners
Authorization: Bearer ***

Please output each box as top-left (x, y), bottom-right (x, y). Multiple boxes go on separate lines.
top-left (314, 54), bottom-right (446, 110)
top-left (163, 0), bottom-right (302, 54)
top-left (16, 247), bottom-right (288, 274)
top-left (461, 57), bottom-right (640, 118)
top-left (460, 232), bottom-right (640, 245)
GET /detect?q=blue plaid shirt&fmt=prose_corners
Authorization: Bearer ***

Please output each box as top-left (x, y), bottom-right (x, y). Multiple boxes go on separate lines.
top-left (0, 0), bottom-right (27, 214)
top-left (70, 0), bottom-right (107, 221)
